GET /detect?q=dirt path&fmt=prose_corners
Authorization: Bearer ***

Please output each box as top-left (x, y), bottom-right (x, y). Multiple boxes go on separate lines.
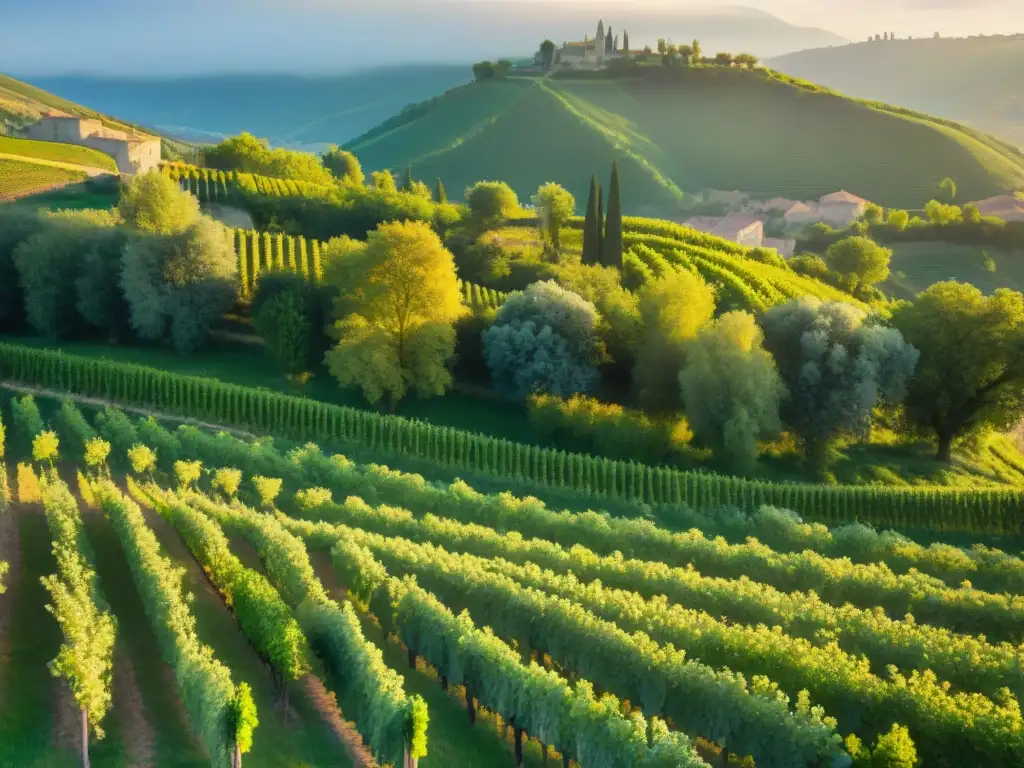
top-left (112, 646), bottom-right (157, 768)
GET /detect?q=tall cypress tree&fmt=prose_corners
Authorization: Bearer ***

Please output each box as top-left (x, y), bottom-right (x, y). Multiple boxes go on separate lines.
top-left (582, 176), bottom-right (600, 265)
top-left (597, 183), bottom-right (605, 265)
top-left (603, 161), bottom-right (624, 268)
top-left (435, 178), bottom-right (448, 204)
top-left (403, 167), bottom-right (414, 191)
top-left (623, 31), bottom-right (630, 53)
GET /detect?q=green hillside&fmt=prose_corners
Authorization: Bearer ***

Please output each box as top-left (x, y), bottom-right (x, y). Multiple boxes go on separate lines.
top-left (0, 135), bottom-right (118, 172)
top-left (770, 35), bottom-right (1024, 147)
top-left (0, 158), bottom-right (86, 199)
top-left (346, 69), bottom-right (1024, 214)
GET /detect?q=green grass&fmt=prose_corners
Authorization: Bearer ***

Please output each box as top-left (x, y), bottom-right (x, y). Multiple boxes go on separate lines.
top-left (885, 240), bottom-right (1024, 298)
top-left (0, 158), bottom-right (86, 199)
top-left (0, 136), bottom-right (118, 173)
top-left (346, 68), bottom-right (1024, 214)
top-left (10, 182), bottom-right (120, 212)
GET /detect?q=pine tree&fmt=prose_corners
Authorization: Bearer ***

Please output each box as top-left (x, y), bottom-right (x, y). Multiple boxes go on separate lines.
top-left (603, 161), bottom-right (624, 268)
top-left (582, 176), bottom-right (600, 265)
top-left (597, 182), bottom-right (605, 265)
top-left (435, 178), bottom-right (448, 204)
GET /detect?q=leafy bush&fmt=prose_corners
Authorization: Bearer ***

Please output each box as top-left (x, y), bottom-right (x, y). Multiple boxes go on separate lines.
top-left (528, 393), bottom-right (690, 463)
top-left (253, 476), bottom-right (283, 509)
top-left (53, 400), bottom-right (97, 464)
top-left (10, 394), bottom-right (44, 457)
top-left (119, 172), bottom-right (200, 235)
top-left (95, 408), bottom-right (139, 471)
top-left (466, 181), bottom-right (519, 221)
top-left (483, 281), bottom-right (602, 398)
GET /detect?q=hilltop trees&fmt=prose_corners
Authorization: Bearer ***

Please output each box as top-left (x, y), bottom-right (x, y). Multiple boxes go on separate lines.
top-left (483, 281), bottom-right (603, 398)
top-left (633, 270), bottom-right (716, 413)
top-left (761, 298), bottom-right (919, 472)
top-left (892, 282), bottom-right (1024, 461)
top-left (680, 311), bottom-right (784, 471)
top-left (204, 132), bottom-right (334, 185)
top-left (321, 146), bottom-right (365, 186)
top-left (324, 221), bottom-right (464, 408)
top-left (532, 183), bottom-right (575, 251)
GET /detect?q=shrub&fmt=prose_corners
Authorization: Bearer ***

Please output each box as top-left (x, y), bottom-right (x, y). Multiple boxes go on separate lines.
top-left (17, 463), bottom-right (41, 504)
top-left (174, 460), bottom-right (203, 490)
top-left (32, 431), bottom-right (60, 467)
top-left (10, 395), bottom-right (44, 457)
top-left (466, 181), bottom-right (519, 221)
top-left (295, 487), bottom-right (333, 510)
top-left (95, 408), bottom-right (139, 470)
top-left (483, 281), bottom-right (602, 398)
top-left (53, 400), bottom-right (97, 464)
top-left (127, 444), bottom-right (157, 477)
top-left (252, 278), bottom-right (314, 375)
top-left (212, 468), bottom-right (243, 500)
top-left (119, 172), bottom-right (200, 235)
top-left (528, 393), bottom-right (690, 463)
top-left (253, 476), bottom-right (283, 509)
top-left (84, 438), bottom-right (111, 476)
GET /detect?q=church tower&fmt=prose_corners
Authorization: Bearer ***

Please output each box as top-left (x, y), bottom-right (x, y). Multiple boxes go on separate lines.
top-left (596, 20), bottom-right (605, 63)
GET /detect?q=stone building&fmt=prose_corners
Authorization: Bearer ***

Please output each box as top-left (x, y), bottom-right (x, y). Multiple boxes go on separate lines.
top-left (557, 20), bottom-right (628, 69)
top-left (20, 114), bottom-right (161, 174)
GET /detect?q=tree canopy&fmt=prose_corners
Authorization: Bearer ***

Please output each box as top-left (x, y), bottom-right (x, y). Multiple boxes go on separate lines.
top-left (633, 270), bottom-right (716, 413)
top-left (680, 311), bottom-right (785, 471)
top-left (466, 181), bottom-right (519, 222)
top-left (324, 221), bottom-right (464, 407)
top-left (761, 297), bottom-right (919, 471)
top-left (892, 281), bottom-right (1024, 461)
top-left (532, 183), bottom-right (575, 250)
top-left (205, 132), bottom-right (335, 185)
top-left (825, 236), bottom-right (892, 297)
top-left (119, 172), bottom-right (200, 235)
top-left (321, 146), bottom-right (365, 186)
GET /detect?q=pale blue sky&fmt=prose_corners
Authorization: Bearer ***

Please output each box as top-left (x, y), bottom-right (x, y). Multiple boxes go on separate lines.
top-left (1, 0), bottom-right (1020, 75)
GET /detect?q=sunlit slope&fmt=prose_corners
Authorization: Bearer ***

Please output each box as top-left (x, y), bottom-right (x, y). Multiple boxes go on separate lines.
top-left (347, 69), bottom-right (1024, 212)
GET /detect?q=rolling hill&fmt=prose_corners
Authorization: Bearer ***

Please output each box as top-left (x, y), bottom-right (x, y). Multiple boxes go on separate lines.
top-left (345, 68), bottom-right (1024, 216)
top-left (769, 35), bottom-right (1024, 147)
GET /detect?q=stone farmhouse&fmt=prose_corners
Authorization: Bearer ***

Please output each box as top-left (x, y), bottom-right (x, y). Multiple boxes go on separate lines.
top-left (969, 194), bottom-right (1024, 222)
top-left (685, 213), bottom-right (765, 248)
top-left (19, 114), bottom-right (161, 174)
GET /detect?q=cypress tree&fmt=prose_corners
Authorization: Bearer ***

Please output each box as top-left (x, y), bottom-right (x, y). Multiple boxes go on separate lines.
top-left (403, 167), bottom-right (414, 191)
top-left (623, 31), bottom-right (630, 53)
top-left (603, 160), bottom-right (624, 268)
top-left (582, 176), bottom-right (600, 264)
top-left (435, 178), bottom-right (448, 204)
top-left (597, 182), bottom-right (605, 265)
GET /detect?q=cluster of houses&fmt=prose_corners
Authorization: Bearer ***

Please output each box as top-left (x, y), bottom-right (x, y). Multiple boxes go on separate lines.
top-left (683, 190), bottom-right (872, 257)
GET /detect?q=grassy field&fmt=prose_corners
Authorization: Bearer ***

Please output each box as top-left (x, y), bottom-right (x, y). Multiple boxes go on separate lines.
top-left (0, 158), bottom-right (87, 199)
top-left (0, 135), bottom-right (118, 172)
top-left (10, 182), bottom-right (120, 211)
top-left (885, 240), bottom-right (1024, 298)
top-left (346, 69), bottom-right (1024, 215)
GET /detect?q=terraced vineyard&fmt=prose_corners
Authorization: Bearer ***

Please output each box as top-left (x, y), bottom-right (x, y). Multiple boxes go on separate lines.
top-left (0, 135), bottom-right (119, 173)
top-left (0, 158), bottom-right (87, 200)
top-left (3, 396), bottom-right (1024, 767)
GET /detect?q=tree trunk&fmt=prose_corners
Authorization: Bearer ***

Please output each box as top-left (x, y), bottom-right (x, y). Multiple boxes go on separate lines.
top-left (407, 648), bottom-right (416, 670)
top-left (232, 743), bottom-right (242, 768)
top-left (466, 687), bottom-right (477, 724)
top-left (80, 708), bottom-right (90, 768)
top-left (440, 675), bottom-right (448, 691)
top-left (403, 745), bottom-right (418, 768)
top-left (562, 754), bottom-right (571, 768)
top-left (936, 430), bottom-right (954, 463)
top-left (513, 720), bottom-right (524, 767)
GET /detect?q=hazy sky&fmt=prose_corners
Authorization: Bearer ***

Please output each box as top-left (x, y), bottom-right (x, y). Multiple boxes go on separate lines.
top-left (2, 0), bottom-right (1021, 75)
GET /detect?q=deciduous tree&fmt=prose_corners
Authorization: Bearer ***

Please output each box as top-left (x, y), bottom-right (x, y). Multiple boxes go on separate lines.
top-left (321, 146), bottom-right (365, 186)
top-left (119, 172), bottom-right (200, 235)
top-left (633, 270), bottom-right (716, 414)
top-left (324, 221), bottom-right (464, 408)
top-left (532, 183), bottom-right (575, 251)
top-left (680, 311), bottom-right (784, 471)
top-left (891, 281), bottom-right (1024, 461)
top-left (761, 298), bottom-right (919, 472)
top-left (466, 181), bottom-right (518, 222)
top-left (825, 236), bottom-right (892, 297)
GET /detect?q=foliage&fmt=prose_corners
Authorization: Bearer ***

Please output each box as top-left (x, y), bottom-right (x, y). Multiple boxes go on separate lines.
top-left (925, 200), bottom-right (964, 225)
top-left (528, 393), bottom-right (690, 464)
top-left (52, 399), bottom-right (97, 465)
top-left (77, 227), bottom-right (132, 342)
top-left (253, 476), bottom-right (283, 509)
top-left (94, 408), bottom-right (139, 472)
top-left (93, 481), bottom-right (247, 767)
top-left (252, 283), bottom-right (314, 375)
top-left (887, 209), bottom-right (910, 231)
top-left (204, 132), bottom-right (335, 186)
top-left (17, 462), bottom-right (41, 504)
top-left (212, 468), bottom-right (243, 500)
top-left (119, 172), bottom-right (200, 235)
top-left (466, 181), bottom-right (518, 222)
top-left (633, 270), bottom-right (716, 414)
top-left (582, 176), bottom-right (602, 265)
top-left (937, 177), bottom-right (957, 203)
top-left (825, 236), bottom-right (892, 296)
top-left (120, 216), bottom-right (238, 354)
top-left (10, 394), bottom-right (44, 457)
top-left (483, 281), bottom-right (602, 398)
top-left (604, 161), bottom-right (624, 268)
top-left (532, 182), bottom-right (575, 250)
top-left (320, 145), bottom-right (365, 185)
top-left (40, 479), bottom-right (116, 749)
top-left (680, 312), bottom-right (784, 471)
top-left (174, 460), bottom-right (203, 490)
top-left (761, 298), bottom-right (919, 470)
top-left (83, 438), bottom-right (111, 475)
top-left (870, 724), bottom-right (918, 768)
top-left (891, 282), bottom-right (1024, 461)
top-left (32, 430), bottom-right (60, 467)
top-left (324, 220), bottom-right (464, 407)
top-left (128, 444), bottom-right (157, 476)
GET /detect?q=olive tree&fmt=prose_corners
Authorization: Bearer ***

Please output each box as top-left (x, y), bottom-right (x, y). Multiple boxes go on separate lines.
top-left (760, 297), bottom-right (919, 472)
top-left (120, 216), bottom-right (238, 353)
top-left (483, 281), bottom-right (603, 398)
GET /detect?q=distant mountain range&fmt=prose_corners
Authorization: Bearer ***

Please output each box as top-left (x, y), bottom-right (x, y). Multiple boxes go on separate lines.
top-left (18, 6), bottom-right (845, 148)
top-left (770, 35), bottom-right (1024, 147)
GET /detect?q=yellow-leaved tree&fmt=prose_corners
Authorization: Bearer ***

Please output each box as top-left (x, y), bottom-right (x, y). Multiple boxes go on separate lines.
top-left (325, 220), bottom-right (465, 409)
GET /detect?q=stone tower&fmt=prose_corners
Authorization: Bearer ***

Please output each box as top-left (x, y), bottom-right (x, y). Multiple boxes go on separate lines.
top-left (596, 20), bottom-right (605, 63)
